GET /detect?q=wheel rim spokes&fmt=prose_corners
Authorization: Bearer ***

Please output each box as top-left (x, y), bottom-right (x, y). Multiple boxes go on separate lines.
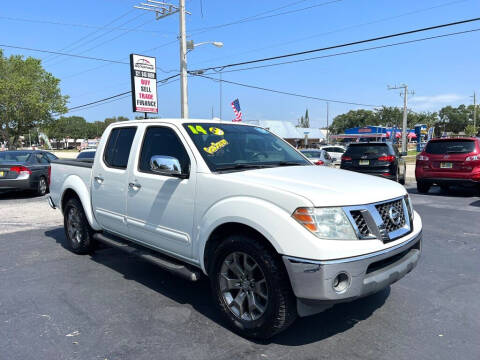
top-left (219, 252), bottom-right (268, 321)
top-left (67, 208), bottom-right (82, 245)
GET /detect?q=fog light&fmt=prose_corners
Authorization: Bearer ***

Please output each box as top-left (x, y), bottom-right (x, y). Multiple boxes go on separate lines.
top-left (332, 272), bottom-right (350, 293)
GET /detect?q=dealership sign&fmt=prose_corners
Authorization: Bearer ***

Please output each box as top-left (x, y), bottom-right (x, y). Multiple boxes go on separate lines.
top-left (130, 54), bottom-right (158, 113)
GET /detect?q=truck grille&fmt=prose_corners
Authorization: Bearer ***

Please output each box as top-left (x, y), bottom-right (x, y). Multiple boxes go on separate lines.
top-left (375, 199), bottom-right (406, 233)
top-left (350, 210), bottom-right (370, 237)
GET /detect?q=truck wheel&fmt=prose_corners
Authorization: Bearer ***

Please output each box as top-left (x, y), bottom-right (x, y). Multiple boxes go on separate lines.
top-left (36, 176), bottom-right (48, 196)
top-left (417, 180), bottom-right (430, 194)
top-left (64, 198), bottom-right (94, 254)
top-left (210, 235), bottom-right (297, 339)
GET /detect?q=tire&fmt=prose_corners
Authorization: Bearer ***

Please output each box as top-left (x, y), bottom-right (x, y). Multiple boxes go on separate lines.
top-left (36, 176), bottom-right (48, 196)
top-left (417, 180), bottom-right (431, 194)
top-left (399, 165), bottom-right (406, 185)
top-left (64, 198), bottom-right (95, 254)
top-left (210, 234), bottom-right (297, 339)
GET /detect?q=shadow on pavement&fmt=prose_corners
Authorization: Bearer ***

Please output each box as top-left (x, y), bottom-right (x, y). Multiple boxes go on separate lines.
top-left (0, 190), bottom-right (45, 200)
top-left (406, 185), bottom-right (479, 198)
top-left (44, 227), bottom-right (389, 345)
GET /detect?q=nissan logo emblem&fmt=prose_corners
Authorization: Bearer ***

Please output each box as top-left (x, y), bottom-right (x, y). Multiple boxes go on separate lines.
top-left (388, 207), bottom-right (401, 225)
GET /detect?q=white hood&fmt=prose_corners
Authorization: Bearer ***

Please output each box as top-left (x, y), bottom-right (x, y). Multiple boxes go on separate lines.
top-left (223, 165), bottom-right (406, 207)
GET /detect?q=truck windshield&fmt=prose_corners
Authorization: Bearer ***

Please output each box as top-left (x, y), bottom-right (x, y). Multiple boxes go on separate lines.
top-left (183, 123), bottom-right (310, 171)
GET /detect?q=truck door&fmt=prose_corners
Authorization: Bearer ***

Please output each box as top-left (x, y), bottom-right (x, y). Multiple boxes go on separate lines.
top-left (91, 126), bottom-right (137, 236)
top-left (126, 125), bottom-right (196, 259)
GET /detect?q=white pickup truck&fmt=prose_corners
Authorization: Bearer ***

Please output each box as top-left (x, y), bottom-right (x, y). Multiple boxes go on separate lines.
top-left (49, 119), bottom-right (422, 339)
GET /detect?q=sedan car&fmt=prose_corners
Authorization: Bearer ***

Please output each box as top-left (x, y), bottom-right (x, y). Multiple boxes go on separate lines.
top-left (320, 145), bottom-right (346, 166)
top-left (340, 142), bottom-right (406, 184)
top-left (300, 149), bottom-right (334, 166)
top-left (0, 150), bottom-right (57, 196)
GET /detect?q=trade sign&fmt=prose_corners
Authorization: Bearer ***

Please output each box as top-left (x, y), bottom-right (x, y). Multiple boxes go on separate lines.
top-left (130, 54), bottom-right (158, 113)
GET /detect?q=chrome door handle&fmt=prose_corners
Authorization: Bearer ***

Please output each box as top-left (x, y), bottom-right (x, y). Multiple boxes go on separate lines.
top-left (128, 182), bottom-right (141, 190)
top-left (94, 176), bottom-right (104, 184)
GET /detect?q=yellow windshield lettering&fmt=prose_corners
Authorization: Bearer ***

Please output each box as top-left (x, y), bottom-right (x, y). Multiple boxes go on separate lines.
top-left (188, 125), bottom-right (207, 135)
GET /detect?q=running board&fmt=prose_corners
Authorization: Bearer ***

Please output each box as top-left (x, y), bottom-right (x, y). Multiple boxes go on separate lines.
top-left (93, 232), bottom-right (201, 282)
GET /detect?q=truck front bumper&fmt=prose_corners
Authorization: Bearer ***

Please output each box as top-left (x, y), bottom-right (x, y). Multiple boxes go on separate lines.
top-left (283, 231), bottom-right (422, 316)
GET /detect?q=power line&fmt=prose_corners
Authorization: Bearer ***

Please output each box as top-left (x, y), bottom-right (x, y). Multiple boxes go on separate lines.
top-left (189, 0), bottom-right (468, 68)
top-left (0, 15), bottom-right (173, 34)
top-left (192, 74), bottom-right (381, 107)
top-left (190, 0), bottom-right (342, 34)
top-left (205, 27), bottom-right (480, 74)
top-left (194, 16), bottom-right (480, 72)
top-left (0, 44), bottom-right (129, 64)
top-left (61, 74), bottom-right (180, 113)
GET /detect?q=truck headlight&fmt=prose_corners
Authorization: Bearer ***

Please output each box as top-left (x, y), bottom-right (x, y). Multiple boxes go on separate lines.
top-left (292, 207), bottom-right (357, 240)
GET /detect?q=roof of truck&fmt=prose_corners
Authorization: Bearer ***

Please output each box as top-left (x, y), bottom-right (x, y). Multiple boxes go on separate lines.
top-left (111, 118), bottom-right (254, 126)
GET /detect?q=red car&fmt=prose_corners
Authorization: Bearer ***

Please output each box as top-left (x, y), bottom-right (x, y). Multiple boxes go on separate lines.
top-left (415, 137), bottom-right (480, 193)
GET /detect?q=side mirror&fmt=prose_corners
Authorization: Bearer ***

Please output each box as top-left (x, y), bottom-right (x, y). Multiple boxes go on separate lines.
top-left (150, 155), bottom-right (188, 179)
top-left (400, 151), bottom-right (408, 157)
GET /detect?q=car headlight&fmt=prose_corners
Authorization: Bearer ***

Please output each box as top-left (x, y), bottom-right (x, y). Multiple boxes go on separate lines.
top-left (292, 207), bottom-right (357, 240)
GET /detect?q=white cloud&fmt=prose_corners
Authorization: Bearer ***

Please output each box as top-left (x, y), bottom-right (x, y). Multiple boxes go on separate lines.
top-left (410, 94), bottom-right (467, 111)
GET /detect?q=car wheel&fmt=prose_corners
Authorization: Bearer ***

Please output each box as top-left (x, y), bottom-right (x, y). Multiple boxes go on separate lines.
top-left (417, 180), bottom-right (431, 194)
top-left (210, 234), bottom-right (297, 339)
top-left (64, 198), bottom-right (95, 254)
top-left (36, 176), bottom-right (48, 196)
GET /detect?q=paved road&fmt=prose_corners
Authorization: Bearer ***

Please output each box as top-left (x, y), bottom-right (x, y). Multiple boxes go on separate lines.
top-left (0, 186), bottom-right (479, 360)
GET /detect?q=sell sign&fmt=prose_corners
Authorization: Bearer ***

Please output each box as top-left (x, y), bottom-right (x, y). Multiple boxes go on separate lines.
top-left (130, 54), bottom-right (158, 113)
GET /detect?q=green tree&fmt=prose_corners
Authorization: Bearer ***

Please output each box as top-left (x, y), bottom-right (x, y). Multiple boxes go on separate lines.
top-left (0, 50), bottom-right (68, 148)
top-left (296, 109), bottom-right (310, 128)
top-left (465, 124), bottom-right (477, 136)
top-left (438, 105), bottom-right (473, 133)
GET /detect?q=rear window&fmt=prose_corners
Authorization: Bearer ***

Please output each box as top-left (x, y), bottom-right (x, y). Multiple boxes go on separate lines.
top-left (345, 144), bottom-right (389, 156)
top-left (301, 151), bottom-right (321, 158)
top-left (0, 151), bottom-right (31, 162)
top-left (425, 140), bottom-right (476, 154)
top-left (104, 127), bottom-right (137, 168)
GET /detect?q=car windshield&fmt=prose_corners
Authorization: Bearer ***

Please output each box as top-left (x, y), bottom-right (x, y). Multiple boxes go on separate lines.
top-left (183, 123), bottom-right (310, 171)
top-left (0, 151), bottom-right (31, 163)
top-left (77, 151), bottom-right (96, 159)
top-left (425, 140), bottom-right (476, 154)
top-left (345, 144), bottom-right (389, 156)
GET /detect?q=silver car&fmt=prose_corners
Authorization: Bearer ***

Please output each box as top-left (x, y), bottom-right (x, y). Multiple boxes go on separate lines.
top-left (300, 149), bottom-right (334, 166)
top-left (320, 145), bottom-right (346, 167)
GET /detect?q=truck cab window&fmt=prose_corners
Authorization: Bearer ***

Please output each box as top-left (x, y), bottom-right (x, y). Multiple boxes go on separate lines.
top-left (104, 127), bottom-right (137, 169)
top-left (139, 127), bottom-right (190, 174)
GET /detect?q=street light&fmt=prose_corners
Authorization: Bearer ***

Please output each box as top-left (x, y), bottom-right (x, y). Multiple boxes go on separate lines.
top-left (186, 40), bottom-right (223, 52)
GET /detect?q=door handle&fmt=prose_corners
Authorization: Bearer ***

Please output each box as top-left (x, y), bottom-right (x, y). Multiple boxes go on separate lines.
top-left (94, 176), bottom-right (104, 184)
top-left (128, 182), bottom-right (141, 191)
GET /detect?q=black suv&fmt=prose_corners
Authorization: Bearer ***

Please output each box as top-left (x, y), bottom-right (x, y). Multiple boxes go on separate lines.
top-left (340, 142), bottom-right (407, 184)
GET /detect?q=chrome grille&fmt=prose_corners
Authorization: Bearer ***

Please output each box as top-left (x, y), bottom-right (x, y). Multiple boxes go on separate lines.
top-left (375, 199), bottom-right (406, 233)
top-left (350, 210), bottom-right (370, 237)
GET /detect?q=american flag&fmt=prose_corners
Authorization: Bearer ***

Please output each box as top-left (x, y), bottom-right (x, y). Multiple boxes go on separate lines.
top-left (231, 98), bottom-right (242, 122)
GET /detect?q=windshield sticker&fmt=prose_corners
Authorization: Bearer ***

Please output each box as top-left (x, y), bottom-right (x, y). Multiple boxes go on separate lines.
top-left (204, 139), bottom-right (229, 155)
top-left (209, 127), bottom-right (224, 136)
top-left (188, 125), bottom-right (208, 135)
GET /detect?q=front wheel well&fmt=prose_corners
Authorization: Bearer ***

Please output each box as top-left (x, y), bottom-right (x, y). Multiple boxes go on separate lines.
top-left (203, 222), bottom-right (278, 275)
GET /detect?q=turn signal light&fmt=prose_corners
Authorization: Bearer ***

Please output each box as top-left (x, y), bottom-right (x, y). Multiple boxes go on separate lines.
top-left (292, 208), bottom-right (317, 232)
top-left (378, 155), bottom-right (396, 162)
top-left (341, 155), bottom-right (352, 161)
top-left (314, 160), bottom-right (324, 165)
top-left (10, 166), bottom-right (32, 175)
top-left (466, 155), bottom-right (479, 161)
top-left (417, 154), bottom-right (429, 161)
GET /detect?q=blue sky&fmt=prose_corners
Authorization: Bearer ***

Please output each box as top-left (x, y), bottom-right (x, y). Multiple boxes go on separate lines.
top-left (1, 0), bottom-right (480, 128)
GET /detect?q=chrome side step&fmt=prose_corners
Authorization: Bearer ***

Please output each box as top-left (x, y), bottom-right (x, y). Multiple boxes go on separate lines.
top-left (93, 232), bottom-right (201, 282)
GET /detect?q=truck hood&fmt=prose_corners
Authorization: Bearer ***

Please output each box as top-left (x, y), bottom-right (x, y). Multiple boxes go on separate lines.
top-left (223, 165), bottom-right (406, 207)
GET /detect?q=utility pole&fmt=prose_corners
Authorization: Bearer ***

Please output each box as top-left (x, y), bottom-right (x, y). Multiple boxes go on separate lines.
top-left (326, 101), bottom-right (329, 144)
top-left (473, 91), bottom-right (477, 133)
top-left (178, 0), bottom-right (188, 118)
top-left (134, 1), bottom-right (189, 117)
top-left (388, 84), bottom-right (414, 153)
top-left (219, 71), bottom-right (222, 119)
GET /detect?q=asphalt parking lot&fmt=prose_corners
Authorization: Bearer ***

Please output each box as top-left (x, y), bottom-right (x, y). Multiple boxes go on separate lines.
top-left (1, 185), bottom-right (479, 360)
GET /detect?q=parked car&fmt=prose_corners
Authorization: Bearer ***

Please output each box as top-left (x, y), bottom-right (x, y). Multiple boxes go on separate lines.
top-left (300, 149), bottom-right (333, 166)
top-left (49, 119), bottom-right (422, 339)
top-left (320, 145), bottom-right (346, 166)
top-left (341, 142), bottom-right (407, 184)
top-left (77, 149), bottom-right (96, 161)
top-left (0, 150), bottom-right (57, 195)
top-left (415, 137), bottom-right (480, 193)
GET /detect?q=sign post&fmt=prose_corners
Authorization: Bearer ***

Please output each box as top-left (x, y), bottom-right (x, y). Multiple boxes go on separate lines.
top-left (130, 54), bottom-right (158, 115)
